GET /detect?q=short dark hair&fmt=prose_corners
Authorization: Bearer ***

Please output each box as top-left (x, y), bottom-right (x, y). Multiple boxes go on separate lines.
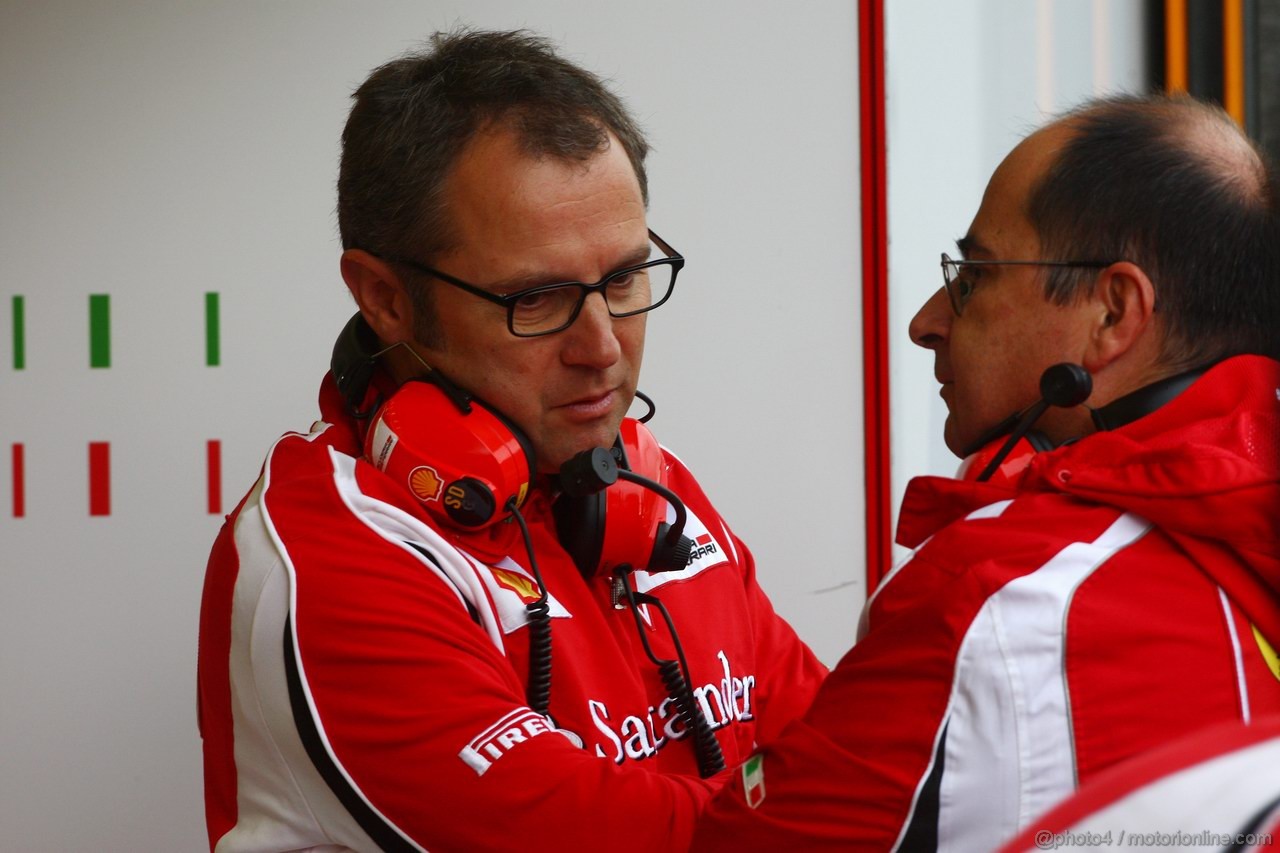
top-left (1027, 93), bottom-right (1280, 366)
top-left (337, 29), bottom-right (650, 344)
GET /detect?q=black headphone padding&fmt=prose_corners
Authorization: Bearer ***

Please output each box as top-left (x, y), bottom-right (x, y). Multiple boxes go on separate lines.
top-left (332, 313), bottom-right (384, 419)
top-left (554, 440), bottom-right (630, 578)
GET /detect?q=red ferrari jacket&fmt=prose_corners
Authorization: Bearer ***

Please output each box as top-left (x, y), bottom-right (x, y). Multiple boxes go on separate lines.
top-left (197, 376), bottom-right (825, 852)
top-left (696, 355), bottom-right (1280, 852)
top-left (1001, 716), bottom-right (1280, 853)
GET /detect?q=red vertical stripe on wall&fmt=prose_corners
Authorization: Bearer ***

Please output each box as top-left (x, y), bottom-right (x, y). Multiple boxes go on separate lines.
top-left (89, 441), bottom-right (111, 516)
top-left (859, 0), bottom-right (893, 589)
top-left (207, 439), bottom-right (223, 515)
top-left (12, 443), bottom-right (24, 518)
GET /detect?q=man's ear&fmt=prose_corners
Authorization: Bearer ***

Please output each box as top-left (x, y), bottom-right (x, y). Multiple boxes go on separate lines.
top-left (1081, 261), bottom-right (1157, 373)
top-left (340, 249), bottom-right (416, 344)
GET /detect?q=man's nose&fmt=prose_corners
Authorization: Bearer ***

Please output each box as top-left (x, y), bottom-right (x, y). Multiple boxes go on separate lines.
top-left (909, 286), bottom-right (952, 350)
top-left (562, 292), bottom-right (622, 367)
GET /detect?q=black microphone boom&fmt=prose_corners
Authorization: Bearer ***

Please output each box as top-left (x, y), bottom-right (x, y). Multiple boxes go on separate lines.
top-left (1039, 363), bottom-right (1093, 408)
top-left (975, 363), bottom-right (1092, 483)
top-left (558, 447), bottom-right (618, 497)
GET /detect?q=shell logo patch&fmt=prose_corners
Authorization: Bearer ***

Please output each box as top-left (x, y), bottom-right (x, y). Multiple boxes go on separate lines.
top-left (408, 465), bottom-right (444, 503)
top-left (471, 556), bottom-right (571, 634)
top-left (491, 566), bottom-right (541, 605)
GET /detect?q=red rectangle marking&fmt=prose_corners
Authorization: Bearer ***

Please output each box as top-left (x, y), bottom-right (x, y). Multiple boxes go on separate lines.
top-left (207, 439), bottom-right (222, 515)
top-left (12, 443), bottom-right (25, 518)
top-left (89, 442), bottom-right (110, 516)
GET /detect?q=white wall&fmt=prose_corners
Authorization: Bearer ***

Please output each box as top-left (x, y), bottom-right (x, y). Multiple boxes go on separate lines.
top-left (0, 2), bottom-right (860, 848)
top-left (885, 0), bottom-right (1150, 550)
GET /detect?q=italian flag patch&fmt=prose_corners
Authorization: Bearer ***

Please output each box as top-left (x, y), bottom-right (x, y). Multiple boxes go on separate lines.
top-left (742, 754), bottom-right (766, 808)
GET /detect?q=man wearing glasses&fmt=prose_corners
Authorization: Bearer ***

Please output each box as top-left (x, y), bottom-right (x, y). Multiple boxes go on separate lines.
top-left (196, 29), bottom-right (825, 852)
top-left (695, 94), bottom-right (1280, 851)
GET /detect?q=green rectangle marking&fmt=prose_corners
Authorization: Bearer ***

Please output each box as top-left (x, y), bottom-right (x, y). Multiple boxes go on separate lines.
top-left (205, 291), bottom-right (220, 367)
top-left (12, 295), bottom-right (24, 370)
top-left (89, 294), bottom-right (110, 368)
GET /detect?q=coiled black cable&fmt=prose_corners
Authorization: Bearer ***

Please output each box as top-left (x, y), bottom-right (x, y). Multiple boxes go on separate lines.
top-left (524, 599), bottom-right (552, 718)
top-left (616, 567), bottom-right (727, 778)
top-left (505, 495), bottom-right (725, 780)
top-left (507, 499), bottom-right (552, 718)
top-left (654, 659), bottom-right (727, 778)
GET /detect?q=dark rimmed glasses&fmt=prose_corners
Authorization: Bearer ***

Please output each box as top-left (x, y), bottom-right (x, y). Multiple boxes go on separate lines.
top-left (940, 253), bottom-right (1115, 316)
top-left (383, 230), bottom-right (683, 337)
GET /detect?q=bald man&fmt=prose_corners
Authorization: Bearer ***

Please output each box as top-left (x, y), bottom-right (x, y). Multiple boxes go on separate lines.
top-left (694, 94), bottom-right (1280, 851)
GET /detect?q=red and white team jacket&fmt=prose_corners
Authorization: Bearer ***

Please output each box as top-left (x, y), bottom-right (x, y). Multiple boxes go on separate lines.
top-left (695, 355), bottom-right (1280, 852)
top-left (1001, 716), bottom-right (1280, 853)
top-left (197, 375), bottom-right (826, 852)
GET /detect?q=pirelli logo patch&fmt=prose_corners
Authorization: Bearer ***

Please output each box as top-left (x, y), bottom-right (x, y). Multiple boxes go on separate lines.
top-left (459, 708), bottom-right (582, 776)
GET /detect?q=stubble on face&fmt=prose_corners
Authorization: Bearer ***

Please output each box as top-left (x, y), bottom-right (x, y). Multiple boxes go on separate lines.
top-left (407, 127), bottom-right (650, 473)
top-left (938, 124), bottom-right (1096, 455)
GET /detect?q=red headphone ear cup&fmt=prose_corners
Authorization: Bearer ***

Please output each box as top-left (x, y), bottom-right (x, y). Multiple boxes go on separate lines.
top-left (597, 419), bottom-right (669, 572)
top-left (364, 380), bottom-right (533, 529)
top-left (552, 419), bottom-right (672, 576)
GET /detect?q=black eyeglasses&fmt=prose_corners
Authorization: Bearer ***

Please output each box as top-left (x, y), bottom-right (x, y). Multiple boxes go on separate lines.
top-left (940, 253), bottom-right (1114, 315)
top-left (382, 230), bottom-right (683, 337)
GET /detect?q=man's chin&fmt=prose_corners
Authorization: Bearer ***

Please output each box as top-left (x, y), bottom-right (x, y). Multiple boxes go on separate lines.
top-left (537, 427), bottom-right (624, 475)
top-left (943, 417), bottom-right (967, 459)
